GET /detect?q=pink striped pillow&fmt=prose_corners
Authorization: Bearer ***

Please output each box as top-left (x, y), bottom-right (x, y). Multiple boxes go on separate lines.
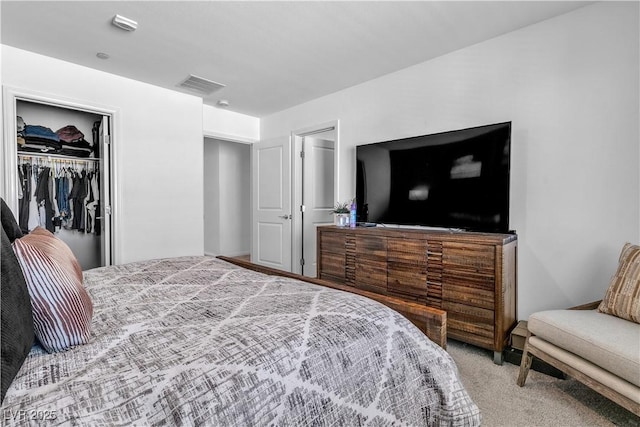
top-left (27, 227), bottom-right (83, 285)
top-left (12, 238), bottom-right (93, 352)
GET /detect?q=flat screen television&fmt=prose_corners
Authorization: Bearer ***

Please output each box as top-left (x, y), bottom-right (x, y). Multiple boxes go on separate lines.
top-left (355, 122), bottom-right (511, 233)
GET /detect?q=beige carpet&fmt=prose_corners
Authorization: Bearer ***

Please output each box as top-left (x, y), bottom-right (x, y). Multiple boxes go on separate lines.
top-left (447, 340), bottom-right (639, 427)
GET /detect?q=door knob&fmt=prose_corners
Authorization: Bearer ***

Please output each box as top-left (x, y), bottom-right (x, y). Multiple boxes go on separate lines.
top-left (279, 214), bottom-right (292, 220)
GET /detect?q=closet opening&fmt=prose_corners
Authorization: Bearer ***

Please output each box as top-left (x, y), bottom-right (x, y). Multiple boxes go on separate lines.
top-left (203, 137), bottom-right (251, 258)
top-left (2, 88), bottom-right (115, 269)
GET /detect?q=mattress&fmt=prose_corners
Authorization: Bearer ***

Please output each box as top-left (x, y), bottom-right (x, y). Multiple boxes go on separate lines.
top-left (2, 256), bottom-right (480, 426)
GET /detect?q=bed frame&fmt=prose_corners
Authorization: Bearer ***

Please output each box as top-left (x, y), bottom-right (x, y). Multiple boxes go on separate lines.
top-left (217, 256), bottom-right (447, 349)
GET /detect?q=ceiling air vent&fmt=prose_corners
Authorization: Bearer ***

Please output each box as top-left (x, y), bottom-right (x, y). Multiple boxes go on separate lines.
top-left (178, 75), bottom-right (225, 95)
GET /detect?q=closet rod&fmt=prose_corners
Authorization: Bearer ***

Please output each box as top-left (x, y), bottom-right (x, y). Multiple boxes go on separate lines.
top-left (17, 152), bottom-right (99, 162)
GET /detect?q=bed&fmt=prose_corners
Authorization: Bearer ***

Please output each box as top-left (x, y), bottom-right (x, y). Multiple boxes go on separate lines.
top-left (1, 204), bottom-right (481, 426)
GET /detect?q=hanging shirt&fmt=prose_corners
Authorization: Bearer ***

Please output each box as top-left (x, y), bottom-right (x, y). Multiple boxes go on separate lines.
top-left (28, 170), bottom-right (39, 231)
top-left (18, 163), bottom-right (32, 233)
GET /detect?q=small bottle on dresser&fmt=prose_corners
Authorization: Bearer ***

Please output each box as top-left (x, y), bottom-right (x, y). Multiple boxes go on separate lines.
top-left (350, 199), bottom-right (357, 228)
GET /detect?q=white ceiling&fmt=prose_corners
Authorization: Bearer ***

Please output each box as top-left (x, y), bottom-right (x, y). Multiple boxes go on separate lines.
top-left (1, 1), bottom-right (592, 118)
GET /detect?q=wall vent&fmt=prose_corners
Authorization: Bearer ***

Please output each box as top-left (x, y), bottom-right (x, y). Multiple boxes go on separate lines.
top-left (178, 75), bottom-right (225, 95)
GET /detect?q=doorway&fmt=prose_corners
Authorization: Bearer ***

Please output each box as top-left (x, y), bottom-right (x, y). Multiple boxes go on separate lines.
top-left (250, 121), bottom-right (339, 276)
top-left (293, 123), bottom-right (338, 277)
top-left (2, 87), bottom-right (115, 268)
top-left (203, 137), bottom-right (251, 257)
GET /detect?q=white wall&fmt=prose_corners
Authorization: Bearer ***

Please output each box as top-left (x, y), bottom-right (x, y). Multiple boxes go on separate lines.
top-left (1, 45), bottom-right (205, 264)
top-left (261, 2), bottom-right (640, 319)
top-left (203, 104), bottom-right (259, 143)
top-left (203, 138), bottom-right (251, 257)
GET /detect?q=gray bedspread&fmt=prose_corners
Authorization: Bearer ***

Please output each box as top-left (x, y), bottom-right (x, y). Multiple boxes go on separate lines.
top-left (2, 256), bottom-right (481, 426)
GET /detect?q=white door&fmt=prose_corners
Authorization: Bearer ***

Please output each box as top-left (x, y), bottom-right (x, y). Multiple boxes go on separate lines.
top-left (251, 136), bottom-right (292, 271)
top-left (99, 115), bottom-right (112, 266)
top-left (301, 137), bottom-right (335, 276)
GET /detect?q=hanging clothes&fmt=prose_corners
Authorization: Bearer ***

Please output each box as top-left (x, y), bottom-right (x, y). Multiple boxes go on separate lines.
top-left (69, 170), bottom-right (87, 231)
top-left (56, 170), bottom-right (71, 223)
top-left (17, 163), bottom-right (32, 233)
top-left (93, 172), bottom-right (101, 236)
top-left (17, 155), bottom-right (100, 235)
top-left (86, 171), bottom-right (100, 234)
top-left (28, 167), bottom-right (39, 231)
top-left (36, 166), bottom-right (55, 232)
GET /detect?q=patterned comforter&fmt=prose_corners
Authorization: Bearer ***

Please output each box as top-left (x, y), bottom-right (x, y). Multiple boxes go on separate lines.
top-left (2, 256), bottom-right (481, 426)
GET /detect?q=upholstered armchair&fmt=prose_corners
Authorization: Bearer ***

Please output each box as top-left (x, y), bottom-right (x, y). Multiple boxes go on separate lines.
top-left (517, 243), bottom-right (640, 417)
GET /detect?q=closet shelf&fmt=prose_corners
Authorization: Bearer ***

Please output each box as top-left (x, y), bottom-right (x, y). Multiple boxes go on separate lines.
top-left (17, 151), bottom-right (100, 162)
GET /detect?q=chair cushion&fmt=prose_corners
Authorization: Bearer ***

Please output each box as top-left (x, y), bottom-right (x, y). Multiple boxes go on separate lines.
top-left (528, 309), bottom-right (640, 387)
top-left (598, 242), bottom-right (640, 323)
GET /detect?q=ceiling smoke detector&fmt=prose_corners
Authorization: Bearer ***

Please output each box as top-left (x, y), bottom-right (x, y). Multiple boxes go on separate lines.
top-left (217, 100), bottom-right (230, 108)
top-left (112, 14), bottom-right (138, 32)
top-left (178, 74), bottom-right (226, 95)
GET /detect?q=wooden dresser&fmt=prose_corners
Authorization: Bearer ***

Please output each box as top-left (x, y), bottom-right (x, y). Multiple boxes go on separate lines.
top-left (317, 225), bottom-right (517, 363)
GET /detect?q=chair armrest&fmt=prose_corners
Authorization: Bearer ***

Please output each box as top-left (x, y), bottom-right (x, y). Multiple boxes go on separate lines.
top-left (568, 300), bottom-right (602, 310)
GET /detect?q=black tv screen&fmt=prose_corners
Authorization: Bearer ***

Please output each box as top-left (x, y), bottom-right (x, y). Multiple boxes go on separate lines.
top-left (356, 122), bottom-right (511, 233)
